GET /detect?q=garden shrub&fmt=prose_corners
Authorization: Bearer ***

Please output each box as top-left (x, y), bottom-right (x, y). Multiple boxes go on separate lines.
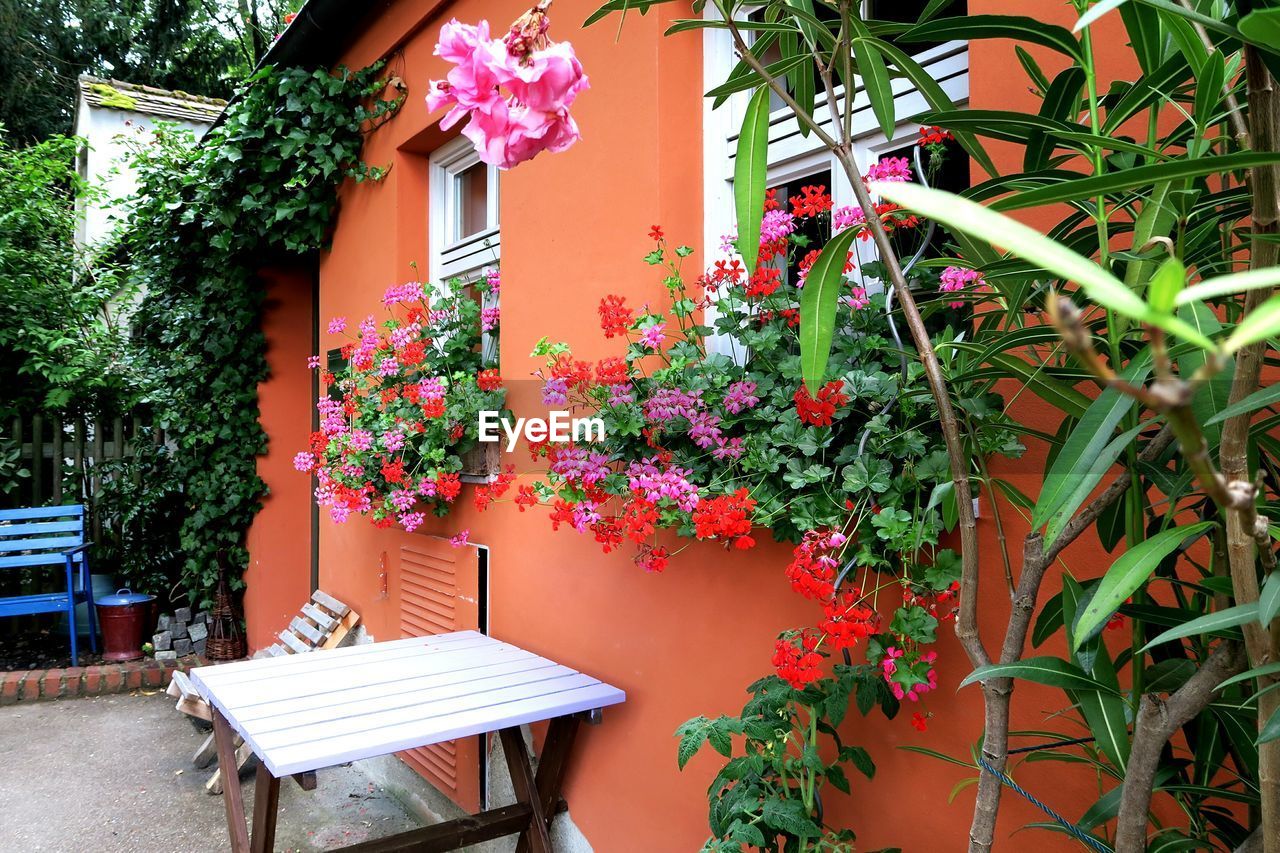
top-left (118, 64), bottom-right (400, 601)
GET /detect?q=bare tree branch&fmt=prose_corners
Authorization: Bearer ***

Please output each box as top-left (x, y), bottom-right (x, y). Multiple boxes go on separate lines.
top-left (1115, 643), bottom-right (1245, 852)
top-left (1221, 45), bottom-right (1280, 853)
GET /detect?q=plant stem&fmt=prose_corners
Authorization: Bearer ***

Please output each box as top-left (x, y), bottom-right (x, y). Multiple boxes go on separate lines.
top-left (1076, 5), bottom-right (1111, 273)
top-left (1221, 44), bottom-right (1280, 853)
top-left (1114, 642), bottom-right (1244, 852)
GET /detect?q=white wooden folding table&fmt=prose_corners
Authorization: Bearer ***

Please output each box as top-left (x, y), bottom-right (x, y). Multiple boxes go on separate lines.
top-left (188, 630), bottom-right (625, 853)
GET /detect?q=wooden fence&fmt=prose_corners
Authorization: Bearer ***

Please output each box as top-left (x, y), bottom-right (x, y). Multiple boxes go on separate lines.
top-left (1, 411), bottom-right (169, 637)
top-left (7, 412), bottom-right (161, 542)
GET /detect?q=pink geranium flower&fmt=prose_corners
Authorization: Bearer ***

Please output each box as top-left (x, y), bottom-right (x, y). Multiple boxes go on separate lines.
top-left (426, 9), bottom-right (588, 169)
top-left (864, 156), bottom-right (912, 183)
top-left (940, 266), bottom-right (984, 308)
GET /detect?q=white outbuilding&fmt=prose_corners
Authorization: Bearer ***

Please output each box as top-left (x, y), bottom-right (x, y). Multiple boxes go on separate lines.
top-left (72, 75), bottom-right (225, 247)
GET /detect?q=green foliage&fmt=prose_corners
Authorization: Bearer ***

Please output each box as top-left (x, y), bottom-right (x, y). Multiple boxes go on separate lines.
top-left (93, 439), bottom-right (185, 598)
top-left (598, 0), bottom-right (1280, 848)
top-left (120, 64), bottom-right (400, 603)
top-left (0, 0), bottom-right (300, 143)
top-left (862, 4), bottom-right (1280, 848)
top-left (798, 227), bottom-right (859, 393)
top-left (677, 669), bottom-right (891, 852)
top-left (0, 430), bottom-right (28, 495)
top-left (1074, 521), bottom-right (1215, 646)
top-left (0, 131), bottom-right (134, 414)
top-left (734, 86), bottom-right (770, 276)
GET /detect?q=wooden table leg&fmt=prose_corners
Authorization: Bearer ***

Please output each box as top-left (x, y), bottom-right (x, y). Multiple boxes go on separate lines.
top-left (251, 762), bottom-right (282, 853)
top-left (516, 714), bottom-right (582, 853)
top-left (212, 708), bottom-right (250, 853)
top-left (499, 727), bottom-right (552, 853)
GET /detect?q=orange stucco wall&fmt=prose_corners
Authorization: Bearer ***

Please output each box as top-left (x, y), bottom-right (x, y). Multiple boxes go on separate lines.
top-left (242, 1), bottom-right (1138, 848)
top-left (244, 264), bottom-right (316, 650)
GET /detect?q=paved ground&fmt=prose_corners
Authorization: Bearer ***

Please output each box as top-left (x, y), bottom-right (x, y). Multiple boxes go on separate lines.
top-left (0, 691), bottom-right (422, 852)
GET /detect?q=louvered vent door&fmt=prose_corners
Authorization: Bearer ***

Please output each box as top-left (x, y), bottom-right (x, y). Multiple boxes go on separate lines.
top-left (392, 533), bottom-right (483, 813)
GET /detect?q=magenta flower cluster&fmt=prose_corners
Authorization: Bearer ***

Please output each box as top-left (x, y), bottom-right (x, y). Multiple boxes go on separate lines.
top-left (425, 17), bottom-right (588, 169)
top-left (940, 266), bottom-right (984, 308)
top-left (625, 456), bottom-right (700, 512)
top-left (864, 156), bottom-right (912, 183)
top-left (550, 446), bottom-right (612, 487)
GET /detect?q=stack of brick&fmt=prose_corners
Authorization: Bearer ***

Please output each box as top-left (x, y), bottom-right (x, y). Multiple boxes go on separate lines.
top-left (151, 607), bottom-right (210, 662)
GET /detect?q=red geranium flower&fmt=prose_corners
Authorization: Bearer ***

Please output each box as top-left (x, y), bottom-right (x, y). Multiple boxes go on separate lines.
top-left (785, 532), bottom-right (841, 600)
top-left (380, 458), bottom-right (405, 484)
top-left (772, 630), bottom-right (824, 689)
top-left (745, 266), bottom-right (782, 299)
top-left (599, 295), bottom-right (634, 338)
top-left (918, 125), bottom-right (953, 146)
top-left (595, 356), bottom-right (629, 386)
top-left (621, 495), bottom-right (659, 543)
top-left (636, 544), bottom-right (669, 573)
top-left (399, 340), bottom-right (426, 366)
top-left (711, 258), bottom-right (745, 284)
top-left (548, 499), bottom-right (576, 531)
top-left (818, 591), bottom-right (877, 650)
top-left (794, 380), bottom-right (849, 427)
top-left (691, 488), bottom-right (756, 549)
top-left (514, 484), bottom-right (538, 511)
top-left (435, 472), bottom-right (461, 502)
top-left (550, 354), bottom-right (594, 390)
top-left (592, 519), bottom-right (624, 553)
top-left (477, 368), bottom-right (502, 391)
top-left (790, 185), bottom-right (833, 218)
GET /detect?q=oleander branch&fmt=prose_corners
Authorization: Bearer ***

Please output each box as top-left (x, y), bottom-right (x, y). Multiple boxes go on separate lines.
top-left (1114, 642), bottom-right (1245, 853)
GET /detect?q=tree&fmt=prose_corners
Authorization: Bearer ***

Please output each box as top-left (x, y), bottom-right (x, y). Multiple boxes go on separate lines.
top-left (0, 130), bottom-right (133, 413)
top-left (0, 0), bottom-right (295, 143)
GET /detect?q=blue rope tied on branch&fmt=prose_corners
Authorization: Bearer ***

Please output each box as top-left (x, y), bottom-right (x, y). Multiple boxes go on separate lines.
top-left (975, 754), bottom-right (1113, 853)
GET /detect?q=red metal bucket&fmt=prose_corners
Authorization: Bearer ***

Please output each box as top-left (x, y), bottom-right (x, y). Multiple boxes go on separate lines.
top-left (95, 589), bottom-right (156, 662)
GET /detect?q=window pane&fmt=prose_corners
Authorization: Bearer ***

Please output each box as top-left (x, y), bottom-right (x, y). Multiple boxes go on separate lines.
top-left (867, 0), bottom-right (967, 53)
top-left (879, 141), bottom-right (969, 264)
top-left (456, 162), bottom-right (489, 239)
top-left (768, 169), bottom-right (832, 288)
top-left (748, 6), bottom-right (838, 112)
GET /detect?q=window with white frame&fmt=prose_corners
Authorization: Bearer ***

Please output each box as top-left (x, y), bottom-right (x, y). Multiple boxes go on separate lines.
top-left (702, 2), bottom-right (970, 301)
top-left (429, 138), bottom-right (501, 480)
top-left (429, 136), bottom-right (500, 368)
top-left (430, 137), bottom-right (500, 285)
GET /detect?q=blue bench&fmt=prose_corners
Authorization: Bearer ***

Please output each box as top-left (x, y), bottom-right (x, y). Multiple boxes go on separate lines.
top-left (0, 505), bottom-right (97, 663)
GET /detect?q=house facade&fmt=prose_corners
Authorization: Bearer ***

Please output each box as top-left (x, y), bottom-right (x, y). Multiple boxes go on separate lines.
top-left (242, 0), bottom-right (1120, 848)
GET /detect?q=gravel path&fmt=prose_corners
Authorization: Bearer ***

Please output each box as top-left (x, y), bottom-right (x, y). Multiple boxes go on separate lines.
top-left (0, 691), bottom-right (422, 852)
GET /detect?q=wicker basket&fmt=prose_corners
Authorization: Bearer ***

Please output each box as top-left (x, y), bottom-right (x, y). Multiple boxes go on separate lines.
top-left (206, 558), bottom-right (246, 661)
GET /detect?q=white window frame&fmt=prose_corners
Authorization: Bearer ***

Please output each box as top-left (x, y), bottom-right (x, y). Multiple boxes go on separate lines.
top-left (429, 136), bottom-right (501, 286)
top-left (701, 5), bottom-right (970, 352)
